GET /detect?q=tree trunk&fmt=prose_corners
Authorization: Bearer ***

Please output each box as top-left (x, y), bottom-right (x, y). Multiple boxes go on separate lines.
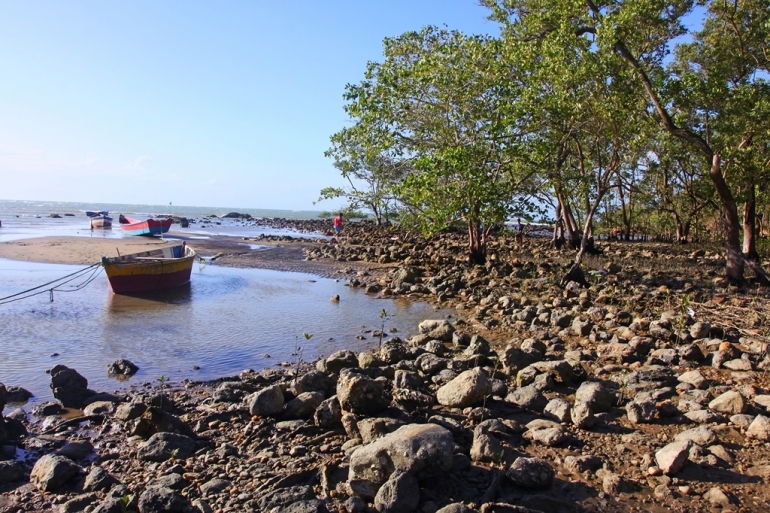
top-left (708, 154), bottom-right (745, 283)
top-left (467, 219), bottom-right (486, 265)
top-left (743, 184), bottom-right (759, 261)
top-left (673, 212), bottom-right (686, 243)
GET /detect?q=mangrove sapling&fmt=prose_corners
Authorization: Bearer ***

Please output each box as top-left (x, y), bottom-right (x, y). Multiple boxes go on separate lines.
top-left (378, 309), bottom-right (388, 348)
top-left (292, 333), bottom-right (312, 386)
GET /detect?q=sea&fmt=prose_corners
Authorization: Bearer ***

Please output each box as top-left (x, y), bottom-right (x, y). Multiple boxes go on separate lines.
top-left (0, 199), bottom-right (329, 242)
top-left (0, 199), bottom-right (454, 408)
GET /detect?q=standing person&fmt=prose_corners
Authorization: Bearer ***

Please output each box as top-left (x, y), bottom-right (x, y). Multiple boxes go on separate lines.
top-left (333, 212), bottom-right (343, 236)
top-left (515, 218), bottom-right (524, 243)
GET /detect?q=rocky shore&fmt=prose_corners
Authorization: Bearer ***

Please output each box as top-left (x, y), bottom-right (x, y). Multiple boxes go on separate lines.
top-left (3, 220), bottom-right (770, 512)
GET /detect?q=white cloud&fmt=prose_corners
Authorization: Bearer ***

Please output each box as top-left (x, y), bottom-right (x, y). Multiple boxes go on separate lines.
top-left (123, 156), bottom-right (152, 171)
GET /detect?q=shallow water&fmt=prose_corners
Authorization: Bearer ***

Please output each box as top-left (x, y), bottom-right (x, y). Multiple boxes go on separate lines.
top-left (0, 259), bottom-right (453, 406)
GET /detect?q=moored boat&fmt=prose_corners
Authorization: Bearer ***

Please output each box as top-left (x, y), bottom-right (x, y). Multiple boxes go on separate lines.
top-left (101, 243), bottom-right (196, 294)
top-left (118, 215), bottom-right (173, 236)
top-left (89, 214), bottom-right (113, 228)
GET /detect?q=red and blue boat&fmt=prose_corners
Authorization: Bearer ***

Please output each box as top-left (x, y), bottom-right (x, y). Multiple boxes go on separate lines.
top-left (119, 215), bottom-right (173, 236)
top-left (101, 243), bottom-right (196, 294)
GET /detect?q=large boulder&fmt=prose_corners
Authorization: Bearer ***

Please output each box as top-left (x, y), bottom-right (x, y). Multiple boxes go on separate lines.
top-left (246, 384), bottom-right (285, 417)
top-left (436, 368), bottom-right (492, 408)
top-left (418, 320), bottom-right (455, 341)
top-left (324, 350), bottom-right (359, 374)
top-left (50, 366), bottom-right (97, 408)
top-left (349, 424), bottom-right (454, 484)
top-left (138, 485), bottom-right (197, 513)
top-left (337, 369), bottom-right (391, 415)
top-left (284, 392), bottom-right (325, 420)
top-left (30, 454), bottom-right (80, 492)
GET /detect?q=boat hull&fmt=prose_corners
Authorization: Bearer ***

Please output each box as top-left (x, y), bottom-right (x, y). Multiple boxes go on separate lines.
top-left (119, 215), bottom-right (173, 236)
top-left (90, 215), bottom-right (113, 228)
top-left (102, 244), bottom-right (195, 294)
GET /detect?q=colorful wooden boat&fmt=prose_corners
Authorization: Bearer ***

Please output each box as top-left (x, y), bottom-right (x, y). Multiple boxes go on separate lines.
top-left (89, 214), bottom-right (113, 228)
top-left (101, 243), bottom-right (196, 294)
top-left (118, 215), bottom-right (173, 236)
top-left (86, 210), bottom-right (109, 217)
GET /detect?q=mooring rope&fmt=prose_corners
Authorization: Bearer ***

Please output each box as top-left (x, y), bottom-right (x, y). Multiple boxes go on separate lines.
top-left (0, 262), bottom-right (103, 305)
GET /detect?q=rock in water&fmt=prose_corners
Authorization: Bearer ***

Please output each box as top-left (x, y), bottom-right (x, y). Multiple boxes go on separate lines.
top-left (349, 424), bottom-right (453, 484)
top-left (107, 359), bottom-right (139, 376)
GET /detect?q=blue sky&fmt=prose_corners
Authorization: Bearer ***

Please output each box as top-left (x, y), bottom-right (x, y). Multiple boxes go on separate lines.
top-left (0, 1), bottom-right (498, 210)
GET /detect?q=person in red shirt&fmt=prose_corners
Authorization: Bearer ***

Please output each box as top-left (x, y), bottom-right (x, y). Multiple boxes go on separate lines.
top-left (333, 213), bottom-right (343, 236)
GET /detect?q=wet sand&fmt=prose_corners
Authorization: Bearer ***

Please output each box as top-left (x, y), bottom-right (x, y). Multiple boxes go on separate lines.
top-left (0, 231), bottom-right (394, 279)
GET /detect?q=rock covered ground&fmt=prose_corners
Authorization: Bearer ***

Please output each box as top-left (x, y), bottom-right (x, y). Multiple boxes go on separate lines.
top-left (3, 220), bottom-right (770, 512)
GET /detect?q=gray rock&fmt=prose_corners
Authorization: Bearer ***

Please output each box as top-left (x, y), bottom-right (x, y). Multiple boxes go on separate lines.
top-left (499, 345), bottom-right (543, 374)
top-left (115, 401), bottom-right (147, 421)
top-left (689, 322), bottom-right (711, 339)
top-left (284, 392), bottom-right (324, 420)
top-left (58, 440), bottom-right (94, 460)
top-left (436, 368), bottom-right (492, 408)
top-left (543, 397), bottom-right (571, 423)
top-left (357, 418), bottom-right (407, 444)
top-left (30, 454), bottom-right (80, 492)
top-left (0, 461), bottom-right (25, 484)
top-left (505, 457), bottom-right (554, 489)
top-left (677, 370), bottom-right (706, 389)
top-left (374, 470), bottom-right (420, 513)
top-left (337, 369), bottom-right (392, 415)
top-left (83, 401), bottom-right (116, 416)
top-left (435, 505), bottom-right (476, 513)
top-left (83, 466), bottom-right (119, 492)
top-left (746, 414), bottom-right (770, 441)
top-left (259, 485), bottom-right (315, 511)
top-left (4, 385), bottom-right (33, 404)
top-left (575, 381), bottom-right (614, 412)
top-left (505, 385), bottom-right (547, 412)
top-left (349, 424), bottom-right (453, 484)
top-left (723, 358), bottom-right (753, 371)
top-left (626, 400), bottom-right (656, 424)
top-left (292, 370), bottom-right (334, 397)
top-left (107, 359), bottom-right (139, 376)
top-left (529, 360), bottom-right (573, 383)
top-left (572, 318), bottom-right (593, 336)
top-left (314, 395), bottom-right (342, 429)
top-left (730, 413), bottom-right (755, 428)
top-left (703, 486), bottom-right (733, 506)
top-left (394, 370), bottom-right (422, 389)
top-left (471, 430), bottom-right (504, 462)
top-left (655, 440), bottom-right (693, 475)
top-left (136, 432), bottom-right (197, 462)
top-left (571, 402), bottom-right (596, 429)
top-left (325, 350), bottom-right (359, 374)
top-left (423, 340), bottom-right (446, 356)
top-left (674, 426), bottom-right (717, 446)
top-left (247, 384), bottom-right (285, 417)
top-left (684, 409), bottom-right (726, 424)
top-left (564, 455), bottom-right (602, 474)
top-left (708, 390), bottom-right (747, 414)
top-left (61, 494), bottom-right (101, 513)
top-left (416, 353), bottom-right (449, 375)
top-left (271, 500), bottom-right (323, 513)
top-left (526, 426), bottom-right (566, 446)
top-left (200, 478), bottom-right (231, 495)
top-left (380, 340), bottom-right (409, 365)
top-left (138, 486), bottom-right (196, 513)
top-left (418, 319), bottom-right (455, 341)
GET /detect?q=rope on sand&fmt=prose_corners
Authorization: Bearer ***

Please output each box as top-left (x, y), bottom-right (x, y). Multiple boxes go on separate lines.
top-left (0, 262), bottom-right (103, 305)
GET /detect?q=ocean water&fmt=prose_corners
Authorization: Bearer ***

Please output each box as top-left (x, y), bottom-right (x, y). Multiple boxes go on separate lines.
top-left (0, 199), bottom-right (329, 242)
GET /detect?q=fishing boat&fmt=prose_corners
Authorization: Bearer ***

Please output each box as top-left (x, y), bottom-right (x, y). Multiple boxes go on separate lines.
top-left (89, 214), bottom-right (113, 229)
top-left (118, 215), bottom-right (173, 236)
top-left (86, 210), bottom-right (109, 217)
top-left (101, 243), bottom-right (196, 294)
